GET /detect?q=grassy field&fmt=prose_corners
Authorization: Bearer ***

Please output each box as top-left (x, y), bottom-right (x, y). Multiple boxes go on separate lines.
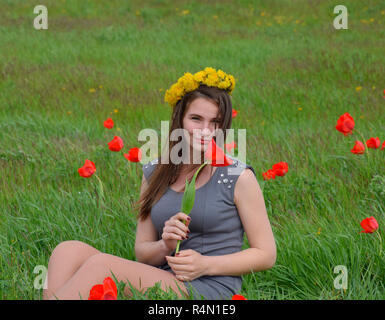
top-left (1, 0), bottom-right (385, 300)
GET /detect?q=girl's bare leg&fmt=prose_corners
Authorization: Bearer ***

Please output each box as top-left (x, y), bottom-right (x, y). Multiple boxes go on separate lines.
top-left (47, 252), bottom-right (189, 300)
top-left (43, 240), bottom-right (101, 300)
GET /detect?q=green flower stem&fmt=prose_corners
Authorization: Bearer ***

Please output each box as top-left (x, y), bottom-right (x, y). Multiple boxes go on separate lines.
top-left (175, 161), bottom-right (209, 254)
top-left (94, 173), bottom-right (105, 208)
top-left (376, 230), bottom-right (382, 257)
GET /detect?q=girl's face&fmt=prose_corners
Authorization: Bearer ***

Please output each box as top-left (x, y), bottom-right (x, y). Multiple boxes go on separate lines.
top-left (182, 97), bottom-right (221, 160)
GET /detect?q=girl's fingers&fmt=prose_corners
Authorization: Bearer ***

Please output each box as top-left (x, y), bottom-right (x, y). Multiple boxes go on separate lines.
top-left (171, 217), bottom-right (190, 233)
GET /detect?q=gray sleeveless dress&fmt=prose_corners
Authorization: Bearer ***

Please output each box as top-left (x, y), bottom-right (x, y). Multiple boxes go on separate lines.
top-left (141, 155), bottom-right (257, 300)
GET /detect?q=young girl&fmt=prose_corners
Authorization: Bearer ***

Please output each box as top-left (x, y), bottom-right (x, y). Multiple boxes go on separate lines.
top-left (43, 68), bottom-right (276, 300)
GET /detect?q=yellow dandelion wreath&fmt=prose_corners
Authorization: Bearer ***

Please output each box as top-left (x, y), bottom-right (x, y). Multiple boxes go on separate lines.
top-left (164, 67), bottom-right (236, 107)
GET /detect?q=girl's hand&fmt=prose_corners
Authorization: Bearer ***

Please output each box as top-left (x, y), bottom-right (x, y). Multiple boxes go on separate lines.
top-left (165, 249), bottom-right (209, 282)
top-left (161, 212), bottom-right (191, 252)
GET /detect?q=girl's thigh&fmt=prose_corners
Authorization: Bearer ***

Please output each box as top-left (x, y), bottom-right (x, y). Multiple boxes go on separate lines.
top-left (57, 252), bottom-right (189, 299)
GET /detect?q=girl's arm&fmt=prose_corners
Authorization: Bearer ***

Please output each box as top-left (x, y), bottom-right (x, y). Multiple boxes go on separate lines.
top-left (207, 168), bottom-right (277, 275)
top-left (134, 174), bottom-right (173, 266)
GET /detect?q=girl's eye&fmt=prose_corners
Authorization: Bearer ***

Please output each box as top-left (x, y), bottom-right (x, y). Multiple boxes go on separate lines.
top-left (192, 117), bottom-right (220, 123)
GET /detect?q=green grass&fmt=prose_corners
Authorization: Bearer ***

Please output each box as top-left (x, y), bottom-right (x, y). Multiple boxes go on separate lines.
top-left (1, 0), bottom-right (385, 299)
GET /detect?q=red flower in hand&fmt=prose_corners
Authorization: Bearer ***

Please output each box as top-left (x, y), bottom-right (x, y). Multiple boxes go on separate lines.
top-left (232, 294), bottom-right (247, 300)
top-left (88, 277), bottom-right (118, 300)
top-left (108, 136), bottom-right (124, 152)
top-left (78, 159), bottom-right (96, 178)
top-left (124, 147), bottom-right (142, 162)
top-left (272, 162), bottom-right (289, 176)
top-left (360, 217), bottom-right (379, 234)
top-left (351, 141), bottom-right (365, 154)
top-left (262, 169), bottom-right (276, 180)
top-left (366, 137), bottom-right (381, 149)
top-left (205, 139), bottom-right (233, 167)
top-left (232, 109), bottom-right (238, 118)
top-left (103, 118), bottom-right (114, 129)
top-left (336, 113), bottom-right (355, 136)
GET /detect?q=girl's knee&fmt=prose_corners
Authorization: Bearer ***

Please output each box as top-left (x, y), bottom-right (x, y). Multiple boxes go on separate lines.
top-left (50, 240), bottom-right (100, 259)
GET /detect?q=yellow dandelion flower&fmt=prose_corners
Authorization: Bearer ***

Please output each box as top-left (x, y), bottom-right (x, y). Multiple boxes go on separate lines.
top-left (355, 86), bottom-right (362, 92)
top-left (228, 75), bottom-right (235, 92)
top-left (298, 107), bottom-right (302, 111)
top-left (89, 88), bottom-right (96, 93)
top-left (369, 18), bottom-right (374, 23)
top-left (217, 69), bottom-right (226, 80)
top-left (182, 10), bottom-right (190, 15)
top-left (260, 12), bottom-right (266, 17)
top-left (316, 227), bottom-right (321, 235)
top-left (117, 127), bottom-right (121, 131)
top-left (114, 109), bottom-right (119, 113)
top-left (295, 19), bottom-right (301, 24)
top-left (206, 73), bottom-right (219, 87)
top-left (204, 67), bottom-right (216, 74)
top-left (193, 71), bottom-right (206, 83)
top-left (381, 10), bottom-right (385, 15)
top-left (99, 85), bottom-right (103, 89)
top-left (180, 73), bottom-right (199, 91)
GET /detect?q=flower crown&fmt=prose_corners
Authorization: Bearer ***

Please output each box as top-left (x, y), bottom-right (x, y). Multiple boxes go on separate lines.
top-left (164, 67), bottom-right (236, 107)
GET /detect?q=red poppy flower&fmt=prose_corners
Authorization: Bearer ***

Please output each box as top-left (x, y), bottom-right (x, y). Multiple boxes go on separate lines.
top-left (272, 162), bottom-right (289, 176)
top-left (366, 137), bottom-right (381, 149)
top-left (204, 139), bottom-right (233, 167)
top-left (232, 294), bottom-right (247, 300)
top-left (78, 159), bottom-right (96, 178)
top-left (360, 217), bottom-right (379, 234)
top-left (225, 141), bottom-right (236, 153)
top-left (351, 141), bottom-right (365, 154)
top-left (88, 277), bottom-right (118, 300)
top-left (336, 113), bottom-right (355, 136)
top-left (124, 147), bottom-right (142, 162)
top-left (382, 141), bottom-right (385, 150)
top-left (103, 118), bottom-right (114, 129)
top-left (232, 109), bottom-right (238, 118)
top-left (262, 169), bottom-right (276, 180)
top-left (108, 136), bottom-right (124, 152)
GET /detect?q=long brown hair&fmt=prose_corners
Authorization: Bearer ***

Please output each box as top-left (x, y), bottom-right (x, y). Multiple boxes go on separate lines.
top-left (134, 85), bottom-right (233, 221)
